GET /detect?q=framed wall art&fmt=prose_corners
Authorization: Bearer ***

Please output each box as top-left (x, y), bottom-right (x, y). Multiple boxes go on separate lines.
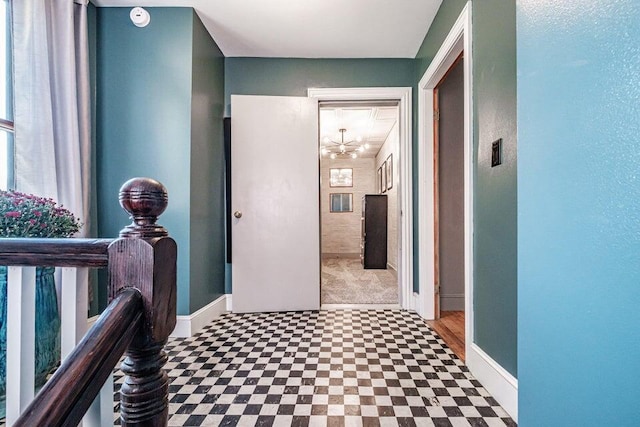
top-left (386, 154), bottom-right (393, 190)
top-left (381, 161), bottom-right (387, 193)
top-left (329, 168), bottom-right (353, 187)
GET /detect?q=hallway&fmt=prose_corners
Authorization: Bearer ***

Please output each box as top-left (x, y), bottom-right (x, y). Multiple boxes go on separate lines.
top-left (321, 258), bottom-right (398, 305)
top-left (114, 310), bottom-right (514, 426)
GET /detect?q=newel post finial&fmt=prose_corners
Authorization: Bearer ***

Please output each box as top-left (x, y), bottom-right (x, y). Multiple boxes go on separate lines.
top-left (109, 177), bottom-right (177, 426)
top-left (119, 177), bottom-right (169, 238)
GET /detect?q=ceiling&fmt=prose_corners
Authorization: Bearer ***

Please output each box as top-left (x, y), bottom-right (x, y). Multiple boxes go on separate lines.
top-left (320, 105), bottom-right (398, 159)
top-left (92, 0), bottom-right (443, 58)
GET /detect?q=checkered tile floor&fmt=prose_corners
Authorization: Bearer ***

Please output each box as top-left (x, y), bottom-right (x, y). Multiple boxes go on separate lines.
top-left (114, 310), bottom-right (516, 426)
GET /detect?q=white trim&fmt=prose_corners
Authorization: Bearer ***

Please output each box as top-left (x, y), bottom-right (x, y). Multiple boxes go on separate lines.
top-left (226, 294), bottom-right (233, 311)
top-left (171, 294), bottom-right (229, 338)
top-left (416, 3), bottom-right (518, 420)
top-left (467, 344), bottom-right (518, 421)
top-left (416, 2), bottom-right (472, 335)
top-left (308, 87), bottom-right (413, 312)
top-left (321, 303), bottom-right (400, 310)
top-left (440, 294), bottom-right (465, 311)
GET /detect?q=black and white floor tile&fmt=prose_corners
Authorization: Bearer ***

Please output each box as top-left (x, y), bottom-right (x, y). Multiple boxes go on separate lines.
top-left (114, 310), bottom-right (516, 426)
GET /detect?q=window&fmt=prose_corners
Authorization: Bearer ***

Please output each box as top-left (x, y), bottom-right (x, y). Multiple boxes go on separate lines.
top-left (0, 0), bottom-right (12, 190)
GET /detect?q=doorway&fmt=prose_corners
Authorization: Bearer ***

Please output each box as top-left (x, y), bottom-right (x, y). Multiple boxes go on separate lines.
top-left (318, 102), bottom-right (400, 306)
top-left (428, 55), bottom-right (466, 360)
top-left (308, 87), bottom-right (413, 311)
top-left (417, 3), bottom-right (473, 364)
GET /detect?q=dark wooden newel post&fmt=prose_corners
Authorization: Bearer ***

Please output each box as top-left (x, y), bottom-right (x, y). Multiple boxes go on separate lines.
top-left (108, 178), bottom-right (177, 426)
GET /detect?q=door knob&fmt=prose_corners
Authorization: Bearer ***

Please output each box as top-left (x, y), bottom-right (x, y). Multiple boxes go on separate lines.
top-left (234, 211), bottom-right (242, 219)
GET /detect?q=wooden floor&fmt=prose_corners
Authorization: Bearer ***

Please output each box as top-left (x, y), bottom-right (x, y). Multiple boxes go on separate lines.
top-left (426, 311), bottom-right (465, 361)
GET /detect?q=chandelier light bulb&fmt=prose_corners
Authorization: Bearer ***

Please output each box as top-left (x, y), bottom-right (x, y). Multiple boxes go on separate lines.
top-left (358, 146), bottom-right (365, 152)
top-left (364, 143), bottom-right (370, 149)
top-left (321, 147), bottom-right (328, 155)
top-left (339, 144), bottom-right (345, 152)
top-left (330, 153), bottom-right (336, 159)
top-left (356, 135), bottom-right (363, 143)
top-left (351, 153), bottom-right (358, 159)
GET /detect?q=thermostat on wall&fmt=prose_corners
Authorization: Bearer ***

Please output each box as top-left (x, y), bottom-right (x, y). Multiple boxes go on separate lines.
top-left (130, 7), bottom-right (150, 27)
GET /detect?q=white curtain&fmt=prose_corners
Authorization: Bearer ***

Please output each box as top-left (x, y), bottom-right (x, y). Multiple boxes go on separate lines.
top-left (12, 0), bottom-right (91, 237)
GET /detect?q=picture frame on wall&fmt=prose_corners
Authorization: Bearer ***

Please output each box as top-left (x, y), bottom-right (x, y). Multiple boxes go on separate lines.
top-left (381, 161), bottom-right (387, 193)
top-left (329, 168), bottom-right (353, 187)
top-left (386, 154), bottom-right (393, 190)
top-left (377, 166), bottom-right (383, 194)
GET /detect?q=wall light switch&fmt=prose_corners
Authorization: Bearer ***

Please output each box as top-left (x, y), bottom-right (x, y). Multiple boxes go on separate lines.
top-left (491, 138), bottom-right (502, 167)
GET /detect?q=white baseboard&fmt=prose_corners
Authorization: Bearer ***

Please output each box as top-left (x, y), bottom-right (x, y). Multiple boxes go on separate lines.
top-left (171, 294), bottom-right (229, 338)
top-left (321, 303), bottom-right (400, 310)
top-left (441, 294), bottom-right (465, 311)
top-left (226, 295), bottom-right (233, 311)
top-left (322, 253), bottom-right (360, 259)
top-left (467, 343), bottom-right (518, 422)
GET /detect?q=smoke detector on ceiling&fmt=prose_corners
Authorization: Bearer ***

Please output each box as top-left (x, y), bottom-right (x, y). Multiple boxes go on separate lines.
top-left (130, 7), bottom-right (150, 28)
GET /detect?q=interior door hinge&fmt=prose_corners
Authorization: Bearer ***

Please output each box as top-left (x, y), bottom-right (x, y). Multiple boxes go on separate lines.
top-left (433, 110), bottom-right (440, 121)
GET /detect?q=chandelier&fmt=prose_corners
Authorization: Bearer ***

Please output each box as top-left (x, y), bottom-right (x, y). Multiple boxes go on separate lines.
top-left (321, 128), bottom-right (370, 159)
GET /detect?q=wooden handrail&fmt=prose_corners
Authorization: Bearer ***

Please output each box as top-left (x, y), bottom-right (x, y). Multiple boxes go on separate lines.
top-left (0, 238), bottom-right (113, 267)
top-left (7, 177), bottom-right (177, 426)
top-left (13, 288), bottom-right (143, 426)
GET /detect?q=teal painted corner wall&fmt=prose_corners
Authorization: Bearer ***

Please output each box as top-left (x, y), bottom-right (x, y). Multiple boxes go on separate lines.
top-left (96, 8), bottom-right (194, 314)
top-left (223, 57), bottom-right (415, 292)
top-left (518, 1), bottom-right (640, 424)
top-left (189, 11), bottom-right (226, 312)
top-left (415, 0), bottom-right (518, 377)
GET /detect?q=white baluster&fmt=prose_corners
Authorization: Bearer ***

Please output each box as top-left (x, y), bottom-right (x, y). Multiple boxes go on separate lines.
top-left (6, 266), bottom-right (36, 426)
top-left (85, 375), bottom-right (114, 427)
top-left (59, 267), bottom-right (112, 427)
top-left (60, 267), bottom-right (87, 359)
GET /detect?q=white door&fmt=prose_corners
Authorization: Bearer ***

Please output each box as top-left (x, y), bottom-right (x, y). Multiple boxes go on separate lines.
top-left (231, 95), bottom-right (320, 313)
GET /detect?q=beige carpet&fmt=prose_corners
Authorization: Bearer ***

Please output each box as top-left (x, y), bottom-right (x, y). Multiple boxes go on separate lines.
top-left (321, 257), bottom-right (398, 304)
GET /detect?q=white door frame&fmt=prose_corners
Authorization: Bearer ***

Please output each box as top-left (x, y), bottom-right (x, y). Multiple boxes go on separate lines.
top-left (417, 2), bottom-right (473, 344)
top-left (308, 87), bottom-right (414, 311)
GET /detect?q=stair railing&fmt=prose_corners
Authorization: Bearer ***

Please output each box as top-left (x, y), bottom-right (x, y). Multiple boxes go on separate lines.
top-left (0, 177), bottom-right (176, 426)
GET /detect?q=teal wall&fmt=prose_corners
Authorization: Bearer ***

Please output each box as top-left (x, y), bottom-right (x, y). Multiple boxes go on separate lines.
top-left (224, 57), bottom-right (414, 292)
top-left (224, 58), bottom-right (414, 115)
top-left (87, 3), bottom-right (101, 315)
top-left (189, 12), bottom-right (226, 312)
top-left (96, 8), bottom-right (193, 315)
top-left (415, 0), bottom-right (518, 377)
top-left (518, 0), bottom-right (640, 424)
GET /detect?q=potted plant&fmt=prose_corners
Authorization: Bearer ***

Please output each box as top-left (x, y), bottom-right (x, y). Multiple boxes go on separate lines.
top-left (0, 190), bottom-right (81, 417)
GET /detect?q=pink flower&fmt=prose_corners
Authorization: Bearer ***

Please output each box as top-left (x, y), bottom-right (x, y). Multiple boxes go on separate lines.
top-left (29, 219), bottom-right (37, 225)
top-left (4, 211), bottom-right (21, 218)
top-left (33, 211), bottom-right (42, 217)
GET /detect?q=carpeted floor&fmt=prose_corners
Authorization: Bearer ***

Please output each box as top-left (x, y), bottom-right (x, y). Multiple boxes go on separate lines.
top-left (321, 257), bottom-right (398, 304)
